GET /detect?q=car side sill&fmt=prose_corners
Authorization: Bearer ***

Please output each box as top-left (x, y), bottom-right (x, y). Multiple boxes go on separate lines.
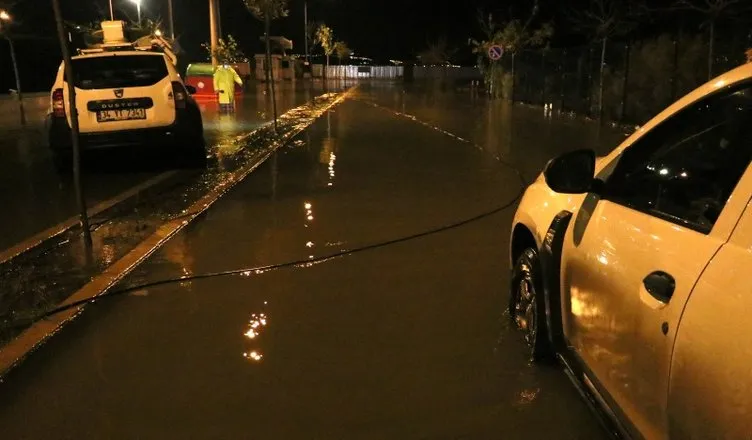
top-left (539, 210), bottom-right (635, 440)
top-left (558, 351), bottom-right (633, 440)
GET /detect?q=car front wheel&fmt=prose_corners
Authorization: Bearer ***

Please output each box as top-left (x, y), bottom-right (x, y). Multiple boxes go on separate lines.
top-left (510, 247), bottom-right (553, 362)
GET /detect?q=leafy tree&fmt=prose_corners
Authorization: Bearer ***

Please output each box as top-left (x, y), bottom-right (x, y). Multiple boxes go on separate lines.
top-left (306, 20), bottom-right (323, 54)
top-left (315, 23), bottom-right (334, 66)
top-left (333, 40), bottom-right (351, 64)
top-left (469, 1), bottom-right (553, 98)
top-left (243, 0), bottom-right (289, 133)
top-left (417, 37), bottom-right (457, 65)
top-left (202, 35), bottom-right (247, 64)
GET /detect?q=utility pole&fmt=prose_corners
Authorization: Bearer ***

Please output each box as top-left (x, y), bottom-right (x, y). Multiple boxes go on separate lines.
top-left (167, 0), bottom-right (174, 39)
top-left (216, 0), bottom-right (222, 40)
top-left (0, 11), bottom-right (26, 126)
top-left (51, 0), bottom-right (92, 247)
top-left (5, 36), bottom-right (26, 125)
top-left (304, 1), bottom-right (309, 63)
top-left (209, 0), bottom-right (219, 67)
top-left (109, 0), bottom-right (114, 20)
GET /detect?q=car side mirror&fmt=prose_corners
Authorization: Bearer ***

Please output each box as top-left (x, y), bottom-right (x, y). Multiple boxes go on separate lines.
top-left (543, 149), bottom-right (596, 194)
top-left (185, 85), bottom-right (197, 95)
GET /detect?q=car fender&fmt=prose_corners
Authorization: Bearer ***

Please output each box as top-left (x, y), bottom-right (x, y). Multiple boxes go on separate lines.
top-left (510, 179), bottom-right (585, 265)
top-left (538, 211), bottom-right (573, 351)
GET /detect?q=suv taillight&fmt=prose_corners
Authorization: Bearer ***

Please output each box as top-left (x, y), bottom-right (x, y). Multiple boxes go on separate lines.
top-left (172, 82), bottom-right (187, 109)
top-left (52, 88), bottom-right (65, 118)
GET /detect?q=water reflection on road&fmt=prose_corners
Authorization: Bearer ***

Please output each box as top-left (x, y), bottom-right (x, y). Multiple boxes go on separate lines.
top-left (0, 81), bottom-right (351, 252)
top-left (0, 82), bottom-right (609, 439)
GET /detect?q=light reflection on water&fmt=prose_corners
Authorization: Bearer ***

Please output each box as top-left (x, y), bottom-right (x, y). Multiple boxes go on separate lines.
top-left (242, 310), bottom-right (269, 363)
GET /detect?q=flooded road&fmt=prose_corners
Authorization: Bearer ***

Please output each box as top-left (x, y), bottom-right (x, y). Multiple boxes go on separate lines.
top-left (0, 81), bottom-right (348, 252)
top-left (0, 84), bottom-right (616, 438)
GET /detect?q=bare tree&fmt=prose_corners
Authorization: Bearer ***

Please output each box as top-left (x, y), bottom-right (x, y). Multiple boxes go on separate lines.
top-left (243, 0), bottom-right (288, 133)
top-left (672, 0), bottom-right (752, 79)
top-left (566, 0), bottom-right (642, 122)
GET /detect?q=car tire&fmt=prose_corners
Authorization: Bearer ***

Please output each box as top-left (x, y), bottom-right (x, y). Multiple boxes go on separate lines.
top-left (510, 247), bottom-right (554, 362)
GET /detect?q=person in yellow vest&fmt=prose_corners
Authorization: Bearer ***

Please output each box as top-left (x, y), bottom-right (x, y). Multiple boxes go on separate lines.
top-left (213, 64), bottom-right (243, 113)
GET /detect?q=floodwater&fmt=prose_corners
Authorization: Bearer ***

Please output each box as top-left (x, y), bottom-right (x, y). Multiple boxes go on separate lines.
top-left (0, 83), bottom-right (621, 438)
top-left (0, 81), bottom-right (349, 251)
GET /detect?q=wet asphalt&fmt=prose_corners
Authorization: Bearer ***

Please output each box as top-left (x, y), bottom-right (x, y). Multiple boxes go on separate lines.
top-left (0, 83), bottom-right (625, 439)
top-left (0, 82), bottom-right (345, 252)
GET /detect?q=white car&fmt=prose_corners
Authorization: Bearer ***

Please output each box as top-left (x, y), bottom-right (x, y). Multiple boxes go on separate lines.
top-left (47, 23), bottom-right (205, 168)
top-left (509, 61), bottom-right (752, 439)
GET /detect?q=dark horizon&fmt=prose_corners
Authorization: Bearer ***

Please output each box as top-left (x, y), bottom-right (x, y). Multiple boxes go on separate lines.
top-left (1, 0), bottom-right (750, 92)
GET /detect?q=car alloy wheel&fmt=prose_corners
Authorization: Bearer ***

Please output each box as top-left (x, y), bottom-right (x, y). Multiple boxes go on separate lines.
top-left (510, 247), bottom-right (552, 361)
top-left (514, 275), bottom-right (538, 346)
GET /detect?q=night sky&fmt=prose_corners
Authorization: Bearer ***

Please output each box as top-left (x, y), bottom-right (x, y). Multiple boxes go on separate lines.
top-left (0, 0), bottom-right (744, 92)
top-left (0, 0), bottom-right (558, 91)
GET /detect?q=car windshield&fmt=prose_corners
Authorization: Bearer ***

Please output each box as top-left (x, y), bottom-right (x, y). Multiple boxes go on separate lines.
top-left (68, 55), bottom-right (168, 89)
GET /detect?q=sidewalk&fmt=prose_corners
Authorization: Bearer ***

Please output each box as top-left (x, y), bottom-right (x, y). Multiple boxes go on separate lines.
top-left (0, 88), bottom-right (351, 353)
top-left (0, 81), bottom-right (340, 253)
top-left (0, 85), bottom-right (606, 439)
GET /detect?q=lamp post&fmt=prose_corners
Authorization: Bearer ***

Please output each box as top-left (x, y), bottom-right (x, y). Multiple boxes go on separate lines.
top-left (130, 0), bottom-right (142, 24)
top-left (209, 0), bottom-right (219, 67)
top-left (0, 10), bottom-right (26, 126)
top-left (304, 1), bottom-right (309, 63)
top-left (167, 0), bottom-right (174, 39)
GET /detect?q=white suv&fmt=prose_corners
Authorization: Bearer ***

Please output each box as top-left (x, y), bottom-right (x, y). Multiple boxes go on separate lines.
top-left (47, 43), bottom-right (205, 168)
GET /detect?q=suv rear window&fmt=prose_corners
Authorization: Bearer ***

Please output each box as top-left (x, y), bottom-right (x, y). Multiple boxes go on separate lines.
top-left (67, 55), bottom-right (168, 89)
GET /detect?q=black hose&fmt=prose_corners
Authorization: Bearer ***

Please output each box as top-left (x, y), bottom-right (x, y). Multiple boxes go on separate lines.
top-left (22, 101), bottom-right (531, 325)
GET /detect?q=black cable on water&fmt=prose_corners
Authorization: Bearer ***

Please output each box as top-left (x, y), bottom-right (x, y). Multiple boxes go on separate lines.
top-left (34, 184), bottom-right (525, 323)
top-left (13, 101), bottom-right (532, 327)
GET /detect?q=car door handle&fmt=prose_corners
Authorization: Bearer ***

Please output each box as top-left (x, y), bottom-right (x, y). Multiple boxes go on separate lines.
top-left (643, 271), bottom-right (675, 303)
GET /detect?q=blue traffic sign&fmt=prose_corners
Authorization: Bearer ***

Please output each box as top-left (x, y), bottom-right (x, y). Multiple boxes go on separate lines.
top-left (488, 45), bottom-right (503, 61)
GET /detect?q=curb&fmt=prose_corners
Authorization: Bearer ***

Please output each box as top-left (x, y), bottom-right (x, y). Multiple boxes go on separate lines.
top-left (0, 171), bottom-right (178, 266)
top-left (0, 88), bottom-right (353, 379)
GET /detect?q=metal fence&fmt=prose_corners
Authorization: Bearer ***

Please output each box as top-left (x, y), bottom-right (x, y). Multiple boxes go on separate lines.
top-left (323, 65), bottom-right (404, 79)
top-left (501, 31), bottom-right (751, 124)
top-left (320, 65), bottom-right (482, 81)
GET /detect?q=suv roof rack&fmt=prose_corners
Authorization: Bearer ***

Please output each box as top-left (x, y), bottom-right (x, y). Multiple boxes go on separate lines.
top-left (76, 20), bottom-right (177, 65)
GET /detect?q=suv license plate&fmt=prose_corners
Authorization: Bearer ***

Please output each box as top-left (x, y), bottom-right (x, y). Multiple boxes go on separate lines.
top-left (96, 108), bottom-right (146, 122)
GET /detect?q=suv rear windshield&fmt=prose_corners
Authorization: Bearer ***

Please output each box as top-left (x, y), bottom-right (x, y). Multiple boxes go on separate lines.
top-left (67, 55), bottom-right (168, 89)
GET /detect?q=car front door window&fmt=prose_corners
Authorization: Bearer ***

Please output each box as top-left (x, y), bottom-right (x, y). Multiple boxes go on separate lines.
top-left (602, 85), bottom-right (752, 233)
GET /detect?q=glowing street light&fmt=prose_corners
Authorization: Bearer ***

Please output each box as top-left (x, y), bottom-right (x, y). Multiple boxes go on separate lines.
top-left (0, 10), bottom-right (10, 21)
top-left (130, 0), bottom-right (142, 24)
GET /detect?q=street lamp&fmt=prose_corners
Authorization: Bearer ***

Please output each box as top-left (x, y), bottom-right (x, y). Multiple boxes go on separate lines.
top-left (167, 0), bottom-right (174, 40)
top-left (130, 0), bottom-right (142, 24)
top-left (0, 10), bottom-right (26, 126)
